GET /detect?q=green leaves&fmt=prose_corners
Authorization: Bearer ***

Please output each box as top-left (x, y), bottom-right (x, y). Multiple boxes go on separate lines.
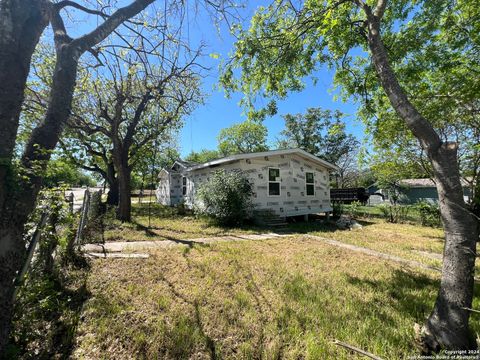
top-left (223, 0), bottom-right (480, 187)
top-left (278, 107), bottom-right (358, 166)
top-left (196, 169), bottom-right (253, 225)
top-left (217, 121), bottom-right (269, 156)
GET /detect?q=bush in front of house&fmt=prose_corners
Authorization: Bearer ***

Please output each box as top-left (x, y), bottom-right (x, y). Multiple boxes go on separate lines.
top-left (196, 169), bottom-right (253, 226)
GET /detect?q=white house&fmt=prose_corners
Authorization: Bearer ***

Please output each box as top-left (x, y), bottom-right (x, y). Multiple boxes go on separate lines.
top-left (156, 148), bottom-right (339, 218)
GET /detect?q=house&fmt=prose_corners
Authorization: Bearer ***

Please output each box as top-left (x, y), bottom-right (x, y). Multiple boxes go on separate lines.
top-left (156, 148), bottom-right (339, 217)
top-left (367, 178), bottom-right (473, 205)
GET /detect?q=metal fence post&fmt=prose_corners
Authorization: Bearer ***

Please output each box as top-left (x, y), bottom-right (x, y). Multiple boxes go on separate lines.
top-left (12, 212), bottom-right (49, 302)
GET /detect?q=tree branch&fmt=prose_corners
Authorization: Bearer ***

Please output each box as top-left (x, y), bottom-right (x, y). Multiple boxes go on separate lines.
top-left (71, 0), bottom-right (155, 53)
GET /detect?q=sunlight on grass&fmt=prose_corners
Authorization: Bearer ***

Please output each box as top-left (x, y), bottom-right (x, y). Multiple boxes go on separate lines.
top-left (103, 203), bottom-right (266, 243)
top-left (72, 237), bottom-right (480, 359)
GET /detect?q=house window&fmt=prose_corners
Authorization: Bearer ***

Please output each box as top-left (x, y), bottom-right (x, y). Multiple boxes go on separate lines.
top-left (268, 168), bottom-right (280, 196)
top-left (306, 172), bottom-right (315, 196)
top-left (182, 177), bottom-right (187, 195)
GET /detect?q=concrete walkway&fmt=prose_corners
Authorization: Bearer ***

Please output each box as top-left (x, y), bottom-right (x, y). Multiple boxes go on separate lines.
top-left (304, 235), bottom-right (442, 273)
top-left (82, 232), bottom-right (474, 281)
top-left (81, 232), bottom-right (289, 257)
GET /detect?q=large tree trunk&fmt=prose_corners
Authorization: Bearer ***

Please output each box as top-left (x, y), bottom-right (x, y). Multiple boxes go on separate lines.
top-left (0, 1), bottom-right (48, 348)
top-left (107, 178), bottom-right (120, 206)
top-left (115, 159), bottom-right (132, 222)
top-left (0, 44), bottom-right (80, 354)
top-left (0, 0), bottom-right (49, 213)
top-left (364, 6), bottom-right (478, 351)
top-left (106, 162), bottom-right (119, 206)
top-left (0, 0), bottom-right (163, 352)
top-left (0, 224), bottom-right (25, 354)
top-left (422, 145), bottom-right (479, 350)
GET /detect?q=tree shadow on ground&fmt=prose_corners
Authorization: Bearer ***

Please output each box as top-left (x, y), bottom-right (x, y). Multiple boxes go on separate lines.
top-left (7, 259), bottom-right (91, 360)
top-left (345, 269), bottom-right (439, 321)
top-left (130, 219), bottom-right (158, 237)
top-left (279, 216), bottom-right (375, 236)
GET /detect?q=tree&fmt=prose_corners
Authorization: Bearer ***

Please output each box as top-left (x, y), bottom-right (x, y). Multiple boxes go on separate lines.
top-left (185, 149), bottom-right (221, 163)
top-left (132, 144), bottom-right (180, 191)
top-left (370, 149), bottom-right (430, 204)
top-left (43, 158), bottom-right (96, 188)
top-left (0, 0), bottom-right (237, 352)
top-left (68, 53), bottom-right (202, 221)
top-left (278, 107), bottom-right (359, 187)
top-left (0, 1), bottom-right (49, 208)
top-left (0, 0), bottom-right (165, 351)
top-left (221, 0), bottom-right (479, 351)
top-left (217, 121), bottom-right (269, 155)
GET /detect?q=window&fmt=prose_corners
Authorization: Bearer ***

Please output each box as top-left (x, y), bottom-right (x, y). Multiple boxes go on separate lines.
top-left (182, 176), bottom-right (187, 195)
top-left (306, 172), bottom-right (314, 196)
top-left (268, 168), bottom-right (280, 196)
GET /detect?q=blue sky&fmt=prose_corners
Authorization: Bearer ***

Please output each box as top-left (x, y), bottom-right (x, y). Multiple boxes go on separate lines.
top-left (177, 2), bottom-right (366, 158)
top-left (57, 2), bottom-right (367, 158)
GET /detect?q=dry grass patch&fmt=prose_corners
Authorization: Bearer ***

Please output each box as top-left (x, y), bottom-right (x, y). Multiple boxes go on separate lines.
top-left (288, 218), bottom-right (455, 269)
top-left (104, 203), bottom-right (265, 243)
top-left (72, 237), bottom-right (479, 359)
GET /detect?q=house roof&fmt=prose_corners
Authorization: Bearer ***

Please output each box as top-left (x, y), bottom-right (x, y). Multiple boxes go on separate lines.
top-left (399, 177), bottom-right (472, 188)
top-left (186, 148), bottom-right (339, 172)
top-left (398, 178), bottom-right (436, 187)
top-left (366, 177), bottom-right (473, 189)
top-left (172, 160), bottom-right (197, 169)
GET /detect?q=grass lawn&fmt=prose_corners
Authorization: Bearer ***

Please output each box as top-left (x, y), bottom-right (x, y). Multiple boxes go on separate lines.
top-left (72, 236), bottom-right (480, 359)
top-left (103, 203), bottom-right (267, 242)
top-left (70, 203), bottom-right (479, 359)
top-left (287, 218), bottom-right (444, 268)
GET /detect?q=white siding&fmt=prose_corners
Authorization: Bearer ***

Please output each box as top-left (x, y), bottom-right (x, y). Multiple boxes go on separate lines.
top-left (184, 153), bottom-right (332, 217)
top-left (156, 173), bottom-right (171, 205)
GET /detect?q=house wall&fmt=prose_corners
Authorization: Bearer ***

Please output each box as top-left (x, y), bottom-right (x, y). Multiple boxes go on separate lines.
top-left (185, 153), bottom-right (332, 217)
top-left (156, 172), bottom-right (185, 206)
top-left (169, 173), bottom-right (184, 206)
top-left (400, 186), bottom-right (472, 204)
top-left (368, 186), bottom-right (472, 205)
top-left (156, 174), bottom-right (171, 206)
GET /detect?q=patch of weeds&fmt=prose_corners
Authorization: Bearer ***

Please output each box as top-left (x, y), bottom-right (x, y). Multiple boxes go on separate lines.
top-left (7, 264), bottom-right (90, 359)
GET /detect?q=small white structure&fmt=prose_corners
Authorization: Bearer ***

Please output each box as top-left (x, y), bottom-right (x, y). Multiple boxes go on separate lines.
top-left (156, 148), bottom-right (339, 217)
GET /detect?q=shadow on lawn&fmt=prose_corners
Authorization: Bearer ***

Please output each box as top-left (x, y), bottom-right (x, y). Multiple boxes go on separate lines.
top-left (8, 260), bottom-right (91, 360)
top-left (131, 216), bottom-right (271, 237)
top-left (281, 217), bottom-right (375, 235)
top-left (346, 269), bottom-right (438, 322)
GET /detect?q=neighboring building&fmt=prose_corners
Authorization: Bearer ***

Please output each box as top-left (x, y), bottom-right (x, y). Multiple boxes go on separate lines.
top-left (367, 178), bottom-right (473, 204)
top-left (156, 148), bottom-right (339, 217)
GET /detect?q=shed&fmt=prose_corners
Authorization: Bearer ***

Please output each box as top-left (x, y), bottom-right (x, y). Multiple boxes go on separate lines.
top-left (156, 148), bottom-right (339, 217)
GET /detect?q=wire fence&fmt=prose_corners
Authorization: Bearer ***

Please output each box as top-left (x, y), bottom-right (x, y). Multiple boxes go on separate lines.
top-left (14, 188), bottom-right (104, 302)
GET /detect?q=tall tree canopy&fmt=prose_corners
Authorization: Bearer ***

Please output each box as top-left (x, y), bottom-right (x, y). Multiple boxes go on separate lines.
top-left (185, 149), bottom-right (221, 163)
top-left (63, 48), bottom-right (203, 221)
top-left (221, 0), bottom-right (479, 352)
top-left (217, 121), bottom-right (269, 156)
top-left (278, 107), bottom-right (359, 186)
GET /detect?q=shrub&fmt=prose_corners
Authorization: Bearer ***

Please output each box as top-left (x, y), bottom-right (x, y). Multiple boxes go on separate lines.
top-left (332, 202), bottom-right (343, 218)
top-left (415, 201), bottom-right (441, 227)
top-left (196, 170), bottom-right (253, 225)
top-left (348, 201), bottom-right (362, 218)
top-left (379, 204), bottom-right (411, 223)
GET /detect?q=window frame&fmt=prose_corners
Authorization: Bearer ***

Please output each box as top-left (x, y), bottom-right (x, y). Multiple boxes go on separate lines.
top-left (305, 171), bottom-right (315, 196)
top-left (182, 176), bottom-right (187, 196)
top-left (268, 167), bottom-right (281, 197)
